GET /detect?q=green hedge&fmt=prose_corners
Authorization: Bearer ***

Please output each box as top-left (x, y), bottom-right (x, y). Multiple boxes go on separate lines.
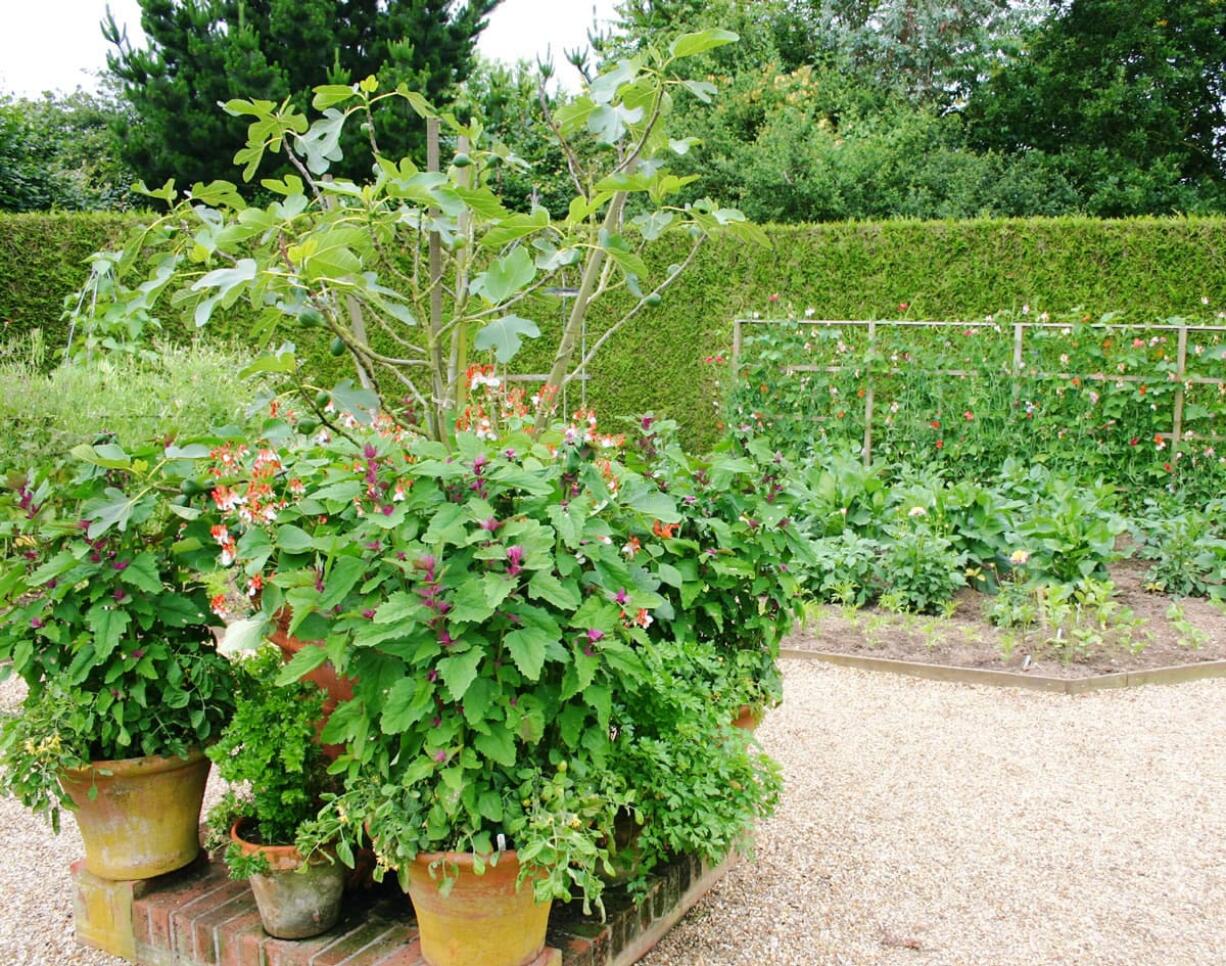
top-left (3, 213), bottom-right (1225, 448)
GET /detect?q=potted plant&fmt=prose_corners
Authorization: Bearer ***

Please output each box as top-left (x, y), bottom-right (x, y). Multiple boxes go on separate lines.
top-left (0, 440), bottom-right (236, 879)
top-left (209, 418), bottom-right (648, 966)
top-left (205, 647), bottom-right (345, 939)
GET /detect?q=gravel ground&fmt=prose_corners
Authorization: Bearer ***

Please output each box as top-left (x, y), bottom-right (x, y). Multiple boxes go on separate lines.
top-left (2, 664), bottom-right (1224, 965)
top-left (644, 659), bottom-right (1226, 966)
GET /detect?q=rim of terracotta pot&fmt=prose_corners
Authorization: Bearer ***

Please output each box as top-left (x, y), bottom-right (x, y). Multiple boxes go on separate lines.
top-left (61, 746), bottom-right (206, 783)
top-left (229, 818), bottom-right (335, 874)
top-left (412, 849), bottom-right (523, 869)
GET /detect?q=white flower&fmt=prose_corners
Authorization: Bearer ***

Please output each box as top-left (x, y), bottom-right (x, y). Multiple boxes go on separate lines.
top-left (804, 307), bottom-right (815, 318)
top-left (1202, 296), bottom-right (1210, 305)
top-left (908, 506), bottom-right (927, 518)
top-left (1010, 549), bottom-right (1030, 566)
top-left (1022, 304), bottom-right (1030, 314)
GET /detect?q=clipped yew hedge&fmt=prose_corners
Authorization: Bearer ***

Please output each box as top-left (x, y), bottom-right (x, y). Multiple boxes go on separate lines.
top-left (3, 213), bottom-right (1225, 448)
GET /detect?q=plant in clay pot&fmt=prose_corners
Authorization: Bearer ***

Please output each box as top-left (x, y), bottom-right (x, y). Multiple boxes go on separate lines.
top-left (205, 647), bottom-right (344, 939)
top-left (0, 440), bottom-right (236, 879)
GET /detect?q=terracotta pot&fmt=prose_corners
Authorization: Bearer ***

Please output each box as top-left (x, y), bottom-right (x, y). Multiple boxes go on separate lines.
top-left (731, 704), bottom-right (764, 731)
top-left (230, 821), bottom-right (345, 939)
top-left (407, 851), bottom-right (550, 966)
top-left (269, 613), bottom-right (355, 759)
top-left (60, 748), bottom-right (210, 880)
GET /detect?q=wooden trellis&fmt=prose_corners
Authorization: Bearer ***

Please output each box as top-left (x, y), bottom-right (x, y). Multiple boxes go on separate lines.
top-left (730, 318), bottom-right (1226, 466)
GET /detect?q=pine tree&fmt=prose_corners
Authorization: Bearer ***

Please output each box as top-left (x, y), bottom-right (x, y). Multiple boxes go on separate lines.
top-left (103, 0), bottom-right (500, 188)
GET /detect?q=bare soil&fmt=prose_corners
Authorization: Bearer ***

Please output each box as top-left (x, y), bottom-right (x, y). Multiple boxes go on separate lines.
top-left (791, 558), bottom-right (1226, 678)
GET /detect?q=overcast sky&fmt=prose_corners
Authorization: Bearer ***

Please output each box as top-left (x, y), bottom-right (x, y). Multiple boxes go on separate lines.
top-left (0, 0), bottom-right (619, 98)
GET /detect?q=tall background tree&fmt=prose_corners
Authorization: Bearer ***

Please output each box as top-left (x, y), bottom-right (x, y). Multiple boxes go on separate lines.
top-left (966, 0), bottom-right (1226, 215)
top-left (103, 0), bottom-right (501, 188)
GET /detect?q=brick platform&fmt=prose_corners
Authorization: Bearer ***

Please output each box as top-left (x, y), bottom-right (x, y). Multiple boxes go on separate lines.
top-left (73, 851), bottom-right (729, 966)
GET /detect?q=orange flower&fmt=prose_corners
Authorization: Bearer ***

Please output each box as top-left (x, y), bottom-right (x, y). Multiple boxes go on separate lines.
top-left (652, 520), bottom-right (678, 539)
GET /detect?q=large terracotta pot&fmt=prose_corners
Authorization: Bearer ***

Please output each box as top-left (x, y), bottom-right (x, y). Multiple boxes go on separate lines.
top-left (60, 749), bottom-right (210, 880)
top-left (230, 821), bottom-right (345, 939)
top-left (407, 851), bottom-right (550, 966)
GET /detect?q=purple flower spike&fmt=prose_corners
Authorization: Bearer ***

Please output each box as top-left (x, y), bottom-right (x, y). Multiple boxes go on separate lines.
top-left (480, 516), bottom-right (500, 532)
top-left (438, 629), bottom-right (454, 647)
top-left (363, 444), bottom-right (378, 459)
top-left (434, 750), bottom-right (447, 762)
top-left (614, 588), bottom-right (629, 606)
top-left (503, 448), bottom-right (517, 460)
top-left (583, 645), bottom-right (595, 657)
top-left (427, 669), bottom-right (439, 683)
top-left (29, 617), bottom-right (44, 629)
top-left (641, 415), bottom-right (655, 431)
top-left (381, 504), bottom-right (394, 516)
top-left (362, 608), bottom-right (377, 620)
top-left (113, 559), bottom-right (129, 571)
top-left (587, 628), bottom-right (605, 643)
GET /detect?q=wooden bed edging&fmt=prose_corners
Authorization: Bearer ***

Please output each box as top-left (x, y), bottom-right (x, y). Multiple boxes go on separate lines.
top-left (779, 648), bottom-right (1226, 694)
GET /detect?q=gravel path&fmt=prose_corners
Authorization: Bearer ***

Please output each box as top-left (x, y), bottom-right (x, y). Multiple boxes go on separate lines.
top-left (644, 659), bottom-right (1226, 965)
top-left (2, 663), bottom-right (1224, 965)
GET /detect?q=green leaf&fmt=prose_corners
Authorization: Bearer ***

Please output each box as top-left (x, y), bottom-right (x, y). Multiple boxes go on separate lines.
top-left (478, 208), bottom-right (549, 250)
top-left (118, 553), bottom-right (161, 594)
top-left (669, 28), bottom-right (739, 60)
top-left (504, 627), bottom-right (549, 681)
top-left (438, 647), bottom-right (484, 702)
top-left (527, 571), bottom-right (580, 610)
top-left (71, 442), bottom-right (131, 470)
top-left (299, 110), bottom-right (347, 175)
top-left (681, 80), bottom-right (717, 103)
top-left (312, 84), bottom-right (358, 110)
top-left (589, 60), bottom-right (637, 104)
top-left (276, 524), bottom-right (314, 553)
top-left (318, 556), bottom-right (364, 610)
top-left (473, 315), bottom-right (540, 364)
top-left (217, 616), bottom-right (269, 657)
top-left (191, 258), bottom-right (257, 327)
top-left (474, 724), bottom-right (517, 767)
top-left (470, 248), bottom-right (537, 304)
top-left (275, 644), bottom-right (330, 685)
top-left (627, 487), bottom-right (680, 523)
top-left (381, 678), bottom-right (433, 734)
top-left (87, 605), bottom-right (130, 661)
top-left (329, 380), bottom-right (379, 424)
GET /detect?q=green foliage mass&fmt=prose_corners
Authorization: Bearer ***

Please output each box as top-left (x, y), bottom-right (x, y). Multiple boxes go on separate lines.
top-left (0, 87), bottom-right (136, 212)
top-left (0, 341), bottom-right (260, 473)
top-left (104, 0), bottom-right (500, 189)
top-left (966, 0), bottom-right (1226, 216)
top-left (3, 213), bottom-right (1226, 451)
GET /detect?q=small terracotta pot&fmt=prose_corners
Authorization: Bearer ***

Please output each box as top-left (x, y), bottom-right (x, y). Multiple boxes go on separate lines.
top-left (230, 821), bottom-right (345, 939)
top-left (406, 851), bottom-right (550, 966)
top-left (60, 749), bottom-right (210, 880)
top-left (731, 704), bottom-right (764, 731)
top-left (269, 612), bottom-right (355, 760)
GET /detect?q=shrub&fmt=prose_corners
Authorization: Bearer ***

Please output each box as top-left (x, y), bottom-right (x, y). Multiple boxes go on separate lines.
top-left (879, 522), bottom-right (966, 614)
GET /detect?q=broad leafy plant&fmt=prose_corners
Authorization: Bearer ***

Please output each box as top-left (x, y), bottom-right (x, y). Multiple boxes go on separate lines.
top-left (0, 440), bottom-right (236, 828)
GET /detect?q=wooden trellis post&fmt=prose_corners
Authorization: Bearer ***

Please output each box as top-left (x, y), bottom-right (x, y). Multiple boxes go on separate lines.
top-left (1172, 322), bottom-right (1189, 449)
top-left (731, 318), bottom-right (743, 371)
top-left (1012, 322), bottom-right (1024, 406)
top-left (862, 319), bottom-right (875, 466)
